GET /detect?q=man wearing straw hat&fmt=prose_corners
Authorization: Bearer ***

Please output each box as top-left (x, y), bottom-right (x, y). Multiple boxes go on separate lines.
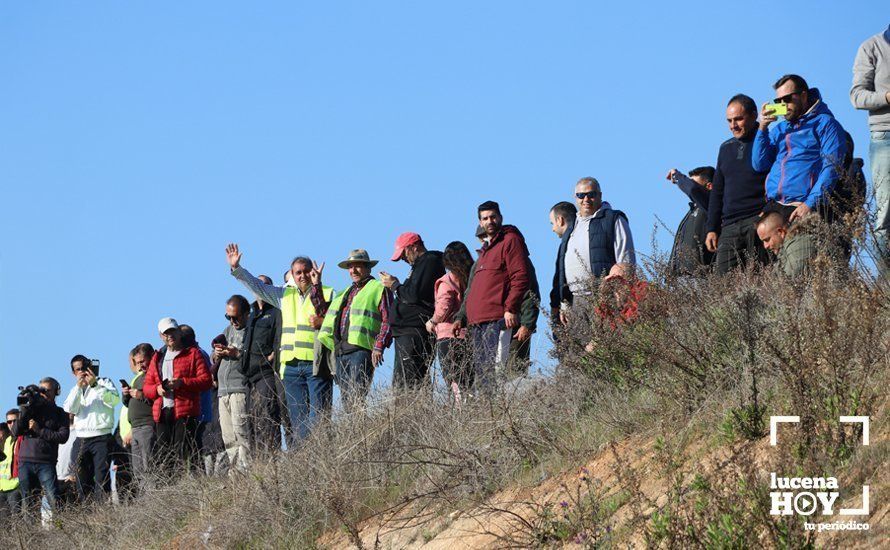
top-left (318, 249), bottom-right (394, 411)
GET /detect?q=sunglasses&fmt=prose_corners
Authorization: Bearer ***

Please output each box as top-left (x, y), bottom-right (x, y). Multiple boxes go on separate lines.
top-left (773, 90), bottom-right (802, 104)
top-left (575, 191), bottom-right (600, 200)
top-left (225, 314), bottom-right (243, 323)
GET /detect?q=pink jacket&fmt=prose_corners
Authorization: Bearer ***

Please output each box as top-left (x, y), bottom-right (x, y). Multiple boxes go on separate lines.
top-left (432, 272), bottom-right (467, 340)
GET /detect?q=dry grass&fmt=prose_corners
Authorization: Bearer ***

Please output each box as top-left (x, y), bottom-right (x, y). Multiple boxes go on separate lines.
top-left (4, 210), bottom-right (888, 549)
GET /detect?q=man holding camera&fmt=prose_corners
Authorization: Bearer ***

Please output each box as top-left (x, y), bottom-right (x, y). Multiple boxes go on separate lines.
top-left (63, 356), bottom-right (120, 502)
top-left (10, 380), bottom-right (69, 516)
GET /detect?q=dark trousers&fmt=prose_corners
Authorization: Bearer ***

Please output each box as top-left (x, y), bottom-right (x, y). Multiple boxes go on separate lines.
top-left (506, 330), bottom-right (532, 379)
top-left (282, 361), bottom-right (333, 444)
top-left (436, 338), bottom-right (474, 390)
top-left (1, 487), bottom-right (22, 518)
top-left (155, 409), bottom-right (200, 478)
top-left (110, 437), bottom-right (133, 500)
top-left (392, 333), bottom-right (436, 390)
top-left (18, 462), bottom-right (58, 515)
top-left (335, 350), bottom-right (374, 412)
top-left (715, 214), bottom-right (770, 274)
top-left (75, 434), bottom-right (113, 502)
top-left (250, 373), bottom-right (283, 456)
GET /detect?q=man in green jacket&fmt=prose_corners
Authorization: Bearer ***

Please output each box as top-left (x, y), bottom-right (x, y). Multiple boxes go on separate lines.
top-left (755, 211), bottom-right (817, 277)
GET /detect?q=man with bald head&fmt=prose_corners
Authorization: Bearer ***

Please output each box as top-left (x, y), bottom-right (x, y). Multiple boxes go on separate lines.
top-left (755, 211), bottom-right (817, 277)
top-left (554, 177), bottom-right (635, 324)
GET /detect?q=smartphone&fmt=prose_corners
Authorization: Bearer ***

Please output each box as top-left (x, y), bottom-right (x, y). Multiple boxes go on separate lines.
top-left (766, 103), bottom-right (787, 116)
top-left (119, 379), bottom-right (130, 389)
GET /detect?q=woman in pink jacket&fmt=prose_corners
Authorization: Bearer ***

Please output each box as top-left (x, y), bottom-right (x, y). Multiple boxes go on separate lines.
top-left (425, 241), bottom-right (475, 406)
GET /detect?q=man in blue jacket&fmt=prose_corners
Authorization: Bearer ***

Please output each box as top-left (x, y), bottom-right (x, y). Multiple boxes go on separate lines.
top-left (753, 74), bottom-right (847, 223)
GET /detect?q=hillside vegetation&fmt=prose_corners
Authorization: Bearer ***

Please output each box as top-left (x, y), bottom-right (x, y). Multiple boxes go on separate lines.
top-left (4, 221), bottom-right (888, 549)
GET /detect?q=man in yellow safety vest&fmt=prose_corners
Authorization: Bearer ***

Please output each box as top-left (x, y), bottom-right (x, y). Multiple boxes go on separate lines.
top-left (1, 409), bottom-right (21, 516)
top-left (226, 243), bottom-right (335, 444)
top-left (318, 249), bottom-right (394, 412)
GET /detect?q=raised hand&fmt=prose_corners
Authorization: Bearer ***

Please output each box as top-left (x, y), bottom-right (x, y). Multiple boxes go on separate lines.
top-left (310, 261), bottom-right (325, 285)
top-left (225, 243), bottom-right (242, 269)
top-left (759, 102), bottom-right (777, 131)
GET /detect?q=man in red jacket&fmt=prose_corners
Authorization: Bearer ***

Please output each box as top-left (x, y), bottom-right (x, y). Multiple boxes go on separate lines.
top-left (456, 201), bottom-right (530, 393)
top-left (143, 317), bottom-right (213, 478)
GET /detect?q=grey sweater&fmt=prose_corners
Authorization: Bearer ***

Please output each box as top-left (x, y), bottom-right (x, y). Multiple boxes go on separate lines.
top-left (851, 28), bottom-right (890, 131)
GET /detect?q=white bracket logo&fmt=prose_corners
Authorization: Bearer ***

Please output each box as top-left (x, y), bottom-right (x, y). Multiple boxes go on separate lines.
top-left (769, 415), bottom-right (870, 517)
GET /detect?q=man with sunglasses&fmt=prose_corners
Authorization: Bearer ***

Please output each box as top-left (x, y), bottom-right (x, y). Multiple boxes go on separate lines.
top-left (851, 25), bottom-right (890, 277)
top-left (211, 295), bottom-right (252, 471)
top-left (753, 74), bottom-right (847, 224)
top-left (0, 411), bottom-right (21, 517)
top-left (554, 178), bottom-right (635, 325)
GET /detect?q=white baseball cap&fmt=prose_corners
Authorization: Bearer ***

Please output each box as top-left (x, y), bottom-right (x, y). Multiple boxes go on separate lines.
top-left (157, 317), bottom-right (179, 334)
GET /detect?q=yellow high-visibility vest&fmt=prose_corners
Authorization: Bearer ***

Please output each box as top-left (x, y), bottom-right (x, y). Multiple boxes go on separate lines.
top-left (279, 285), bottom-right (334, 373)
top-left (0, 437), bottom-right (18, 492)
top-left (318, 279), bottom-right (384, 352)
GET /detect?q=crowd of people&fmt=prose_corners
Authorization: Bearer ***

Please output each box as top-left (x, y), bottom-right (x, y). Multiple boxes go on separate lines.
top-left (1, 24), bottom-right (889, 524)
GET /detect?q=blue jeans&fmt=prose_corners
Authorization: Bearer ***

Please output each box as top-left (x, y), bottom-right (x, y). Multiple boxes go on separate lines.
top-left (282, 361), bottom-right (333, 442)
top-left (871, 131), bottom-right (890, 276)
top-left (335, 350), bottom-right (374, 412)
top-left (18, 462), bottom-right (58, 513)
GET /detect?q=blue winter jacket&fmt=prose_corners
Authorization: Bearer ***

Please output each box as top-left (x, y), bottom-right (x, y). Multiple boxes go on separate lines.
top-left (751, 88), bottom-right (847, 209)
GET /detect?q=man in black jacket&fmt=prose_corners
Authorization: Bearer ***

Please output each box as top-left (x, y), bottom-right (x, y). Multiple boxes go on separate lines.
top-left (380, 232), bottom-right (446, 390)
top-left (243, 275), bottom-right (284, 457)
top-left (705, 94), bottom-right (770, 273)
top-left (10, 378), bottom-right (69, 517)
top-left (548, 202), bottom-right (576, 321)
top-left (665, 166), bottom-right (715, 275)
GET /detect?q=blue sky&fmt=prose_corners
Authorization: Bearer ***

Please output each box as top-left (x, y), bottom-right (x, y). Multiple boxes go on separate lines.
top-left (0, 3), bottom-right (884, 409)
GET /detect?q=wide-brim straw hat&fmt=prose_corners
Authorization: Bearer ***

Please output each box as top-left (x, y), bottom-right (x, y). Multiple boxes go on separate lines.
top-left (337, 249), bottom-right (379, 269)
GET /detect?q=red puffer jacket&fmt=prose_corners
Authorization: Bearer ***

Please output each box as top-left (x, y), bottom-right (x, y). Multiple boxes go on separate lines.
top-left (143, 346), bottom-right (213, 422)
top-left (465, 225), bottom-right (530, 325)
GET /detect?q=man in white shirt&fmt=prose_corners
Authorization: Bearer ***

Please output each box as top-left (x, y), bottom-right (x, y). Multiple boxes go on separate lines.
top-left (63, 356), bottom-right (119, 502)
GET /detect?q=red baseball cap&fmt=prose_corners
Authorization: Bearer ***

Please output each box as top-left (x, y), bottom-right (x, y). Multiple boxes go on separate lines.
top-left (391, 232), bottom-right (422, 261)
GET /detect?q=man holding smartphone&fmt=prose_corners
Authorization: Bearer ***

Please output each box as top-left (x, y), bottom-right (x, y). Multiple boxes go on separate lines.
top-left (63, 356), bottom-right (119, 502)
top-left (143, 318), bottom-right (213, 478)
top-left (120, 343), bottom-right (155, 488)
top-left (211, 296), bottom-right (252, 471)
top-left (753, 75), bottom-right (847, 223)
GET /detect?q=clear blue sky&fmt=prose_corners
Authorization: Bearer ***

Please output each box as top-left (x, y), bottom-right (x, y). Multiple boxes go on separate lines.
top-left (1, 3), bottom-right (884, 409)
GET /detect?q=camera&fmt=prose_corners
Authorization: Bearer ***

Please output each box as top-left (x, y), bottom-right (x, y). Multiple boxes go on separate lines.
top-left (76, 358), bottom-right (101, 376)
top-left (17, 384), bottom-right (49, 427)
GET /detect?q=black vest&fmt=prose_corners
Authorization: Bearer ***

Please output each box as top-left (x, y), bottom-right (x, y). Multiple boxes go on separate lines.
top-left (556, 208), bottom-right (627, 304)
